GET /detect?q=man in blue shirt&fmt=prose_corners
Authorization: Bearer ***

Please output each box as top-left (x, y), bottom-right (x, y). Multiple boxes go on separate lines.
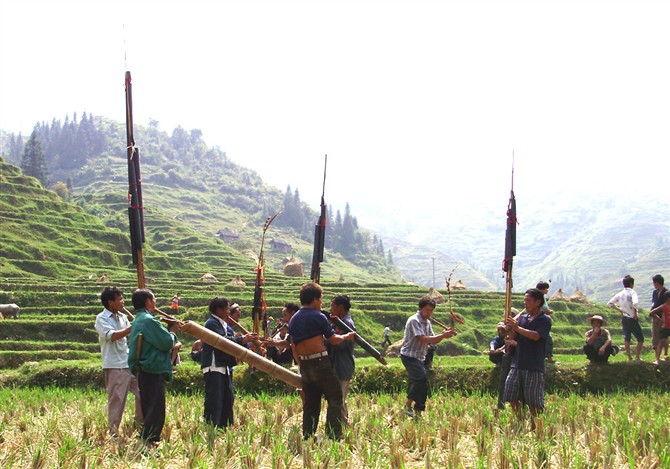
top-left (504, 288), bottom-right (552, 426)
top-left (288, 282), bottom-right (355, 440)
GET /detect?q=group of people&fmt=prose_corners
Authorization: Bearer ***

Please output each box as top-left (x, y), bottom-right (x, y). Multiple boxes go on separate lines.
top-left (94, 282), bottom-right (359, 446)
top-left (94, 274), bottom-right (668, 445)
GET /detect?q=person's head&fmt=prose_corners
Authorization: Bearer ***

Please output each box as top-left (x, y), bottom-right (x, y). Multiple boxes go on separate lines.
top-left (497, 321), bottom-right (506, 335)
top-left (299, 282), bottom-right (323, 308)
top-left (282, 302), bottom-right (300, 322)
top-left (209, 296), bottom-right (231, 319)
top-left (229, 303), bottom-right (241, 321)
top-left (536, 281), bottom-right (550, 294)
top-left (653, 274), bottom-right (665, 289)
top-left (587, 315), bottom-right (606, 328)
top-left (523, 288), bottom-right (545, 314)
top-left (101, 286), bottom-right (124, 312)
top-left (330, 294), bottom-right (351, 317)
top-left (623, 275), bottom-right (634, 288)
top-left (132, 288), bottom-right (156, 311)
top-left (418, 296), bottom-right (436, 319)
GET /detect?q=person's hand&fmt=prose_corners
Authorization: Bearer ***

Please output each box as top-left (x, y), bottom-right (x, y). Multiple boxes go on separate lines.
top-left (598, 346), bottom-right (606, 356)
top-left (168, 322), bottom-right (181, 333)
top-left (505, 316), bottom-right (519, 332)
top-left (243, 333), bottom-right (260, 344)
top-left (345, 331), bottom-right (356, 341)
top-left (441, 327), bottom-right (457, 339)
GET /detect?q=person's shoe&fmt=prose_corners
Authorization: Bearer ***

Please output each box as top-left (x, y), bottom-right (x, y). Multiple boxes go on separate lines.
top-left (653, 360), bottom-right (660, 365)
top-left (402, 406), bottom-right (414, 418)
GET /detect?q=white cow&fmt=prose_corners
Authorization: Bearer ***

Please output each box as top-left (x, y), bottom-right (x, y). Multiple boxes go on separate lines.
top-left (0, 304), bottom-right (20, 319)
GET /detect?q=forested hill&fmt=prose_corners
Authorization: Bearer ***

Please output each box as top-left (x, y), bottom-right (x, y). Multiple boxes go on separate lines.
top-left (0, 115), bottom-right (401, 283)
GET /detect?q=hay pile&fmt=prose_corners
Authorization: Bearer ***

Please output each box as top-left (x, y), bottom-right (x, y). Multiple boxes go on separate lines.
top-left (200, 273), bottom-right (219, 282)
top-left (283, 257), bottom-right (304, 277)
top-left (550, 288), bottom-right (570, 301)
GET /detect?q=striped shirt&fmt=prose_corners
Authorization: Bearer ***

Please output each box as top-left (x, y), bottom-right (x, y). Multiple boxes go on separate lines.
top-left (400, 312), bottom-right (434, 361)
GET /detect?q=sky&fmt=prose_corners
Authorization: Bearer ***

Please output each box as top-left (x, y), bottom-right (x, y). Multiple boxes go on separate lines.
top-left (1, 0), bottom-right (669, 231)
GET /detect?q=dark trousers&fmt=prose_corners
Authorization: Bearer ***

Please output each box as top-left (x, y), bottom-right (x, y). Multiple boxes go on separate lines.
top-left (300, 356), bottom-right (344, 439)
top-left (137, 370), bottom-right (166, 442)
top-left (204, 371), bottom-right (234, 428)
top-left (400, 354), bottom-right (428, 411)
top-left (584, 343), bottom-right (614, 363)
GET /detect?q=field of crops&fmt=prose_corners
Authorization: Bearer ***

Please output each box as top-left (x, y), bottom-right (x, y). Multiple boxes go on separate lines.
top-left (1, 387), bottom-right (668, 468)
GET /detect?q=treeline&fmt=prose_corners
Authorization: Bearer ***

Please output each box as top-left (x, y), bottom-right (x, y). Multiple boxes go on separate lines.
top-left (2, 114), bottom-right (395, 273)
top-left (6, 113), bottom-right (107, 189)
top-left (279, 187), bottom-right (394, 267)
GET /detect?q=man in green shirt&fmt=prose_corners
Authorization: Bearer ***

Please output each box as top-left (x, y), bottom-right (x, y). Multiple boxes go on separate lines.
top-left (128, 288), bottom-right (180, 446)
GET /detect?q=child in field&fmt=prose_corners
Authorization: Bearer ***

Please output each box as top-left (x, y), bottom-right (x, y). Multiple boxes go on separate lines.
top-left (650, 291), bottom-right (670, 365)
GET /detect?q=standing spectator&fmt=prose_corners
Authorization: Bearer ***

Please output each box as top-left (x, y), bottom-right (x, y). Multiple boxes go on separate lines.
top-left (497, 328), bottom-right (518, 410)
top-left (264, 302), bottom-right (300, 365)
top-left (650, 291), bottom-right (670, 365)
top-left (288, 283), bottom-right (355, 440)
top-left (608, 275), bottom-right (642, 361)
top-left (504, 288), bottom-right (552, 427)
top-left (536, 281), bottom-right (556, 364)
top-left (170, 292), bottom-right (180, 312)
top-left (201, 297), bottom-right (257, 428)
top-left (650, 275), bottom-right (668, 360)
top-left (489, 322), bottom-right (507, 366)
top-left (328, 294), bottom-right (356, 423)
top-left (399, 296), bottom-right (456, 418)
top-left (128, 289), bottom-right (180, 447)
top-left (583, 315), bottom-right (618, 363)
top-left (94, 286), bottom-right (142, 436)
top-left (381, 324), bottom-right (392, 348)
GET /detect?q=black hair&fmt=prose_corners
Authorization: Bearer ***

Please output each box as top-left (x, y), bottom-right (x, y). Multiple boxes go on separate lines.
top-left (331, 294), bottom-right (351, 312)
top-left (653, 274), bottom-right (665, 286)
top-left (209, 296), bottom-right (231, 315)
top-left (525, 288), bottom-right (545, 304)
top-left (536, 281), bottom-right (550, 291)
top-left (418, 296), bottom-right (436, 309)
top-left (131, 288), bottom-right (154, 310)
top-left (284, 302), bottom-right (300, 314)
top-left (623, 275), bottom-right (634, 288)
top-left (299, 282), bottom-right (323, 306)
top-left (100, 286), bottom-right (123, 309)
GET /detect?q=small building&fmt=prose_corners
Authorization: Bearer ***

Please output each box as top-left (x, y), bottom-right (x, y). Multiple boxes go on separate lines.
top-left (216, 228), bottom-right (240, 244)
top-left (270, 237), bottom-right (292, 254)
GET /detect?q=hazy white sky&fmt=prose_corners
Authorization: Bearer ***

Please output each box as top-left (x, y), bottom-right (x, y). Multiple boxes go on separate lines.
top-left (1, 0), bottom-right (669, 228)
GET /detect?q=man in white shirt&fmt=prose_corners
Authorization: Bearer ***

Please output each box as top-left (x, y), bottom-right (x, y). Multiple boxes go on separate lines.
top-left (94, 286), bottom-right (142, 435)
top-left (608, 275), bottom-right (642, 361)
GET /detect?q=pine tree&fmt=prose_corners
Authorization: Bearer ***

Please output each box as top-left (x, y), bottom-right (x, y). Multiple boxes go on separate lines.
top-left (21, 129), bottom-right (48, 186)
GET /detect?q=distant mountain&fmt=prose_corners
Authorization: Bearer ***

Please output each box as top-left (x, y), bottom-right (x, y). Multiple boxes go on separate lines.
top-left (366, 190), bottom-right (670, 307)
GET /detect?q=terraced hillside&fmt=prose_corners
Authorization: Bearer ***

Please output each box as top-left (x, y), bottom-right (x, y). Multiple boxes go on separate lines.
top-left (0, 157), bottom-right (648, 376)
top-left (1, 270), bottom-right (628, 371)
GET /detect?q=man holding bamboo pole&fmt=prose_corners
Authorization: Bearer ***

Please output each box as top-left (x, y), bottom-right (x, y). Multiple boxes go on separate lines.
top-left (288, 282), bottom-right (355, 440)
top-left (399, 296), bottom-right (456, 418)
top-left (201, 297), bottom-right (258, 428)
top-left (503, 288), bottom-right (552, 426)
top-left (128, 289), bottom-right (180, 446)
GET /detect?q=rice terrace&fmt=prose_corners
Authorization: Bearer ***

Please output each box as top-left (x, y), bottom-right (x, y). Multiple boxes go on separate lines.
top-left (2, 122), bottom-right (670, 468)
